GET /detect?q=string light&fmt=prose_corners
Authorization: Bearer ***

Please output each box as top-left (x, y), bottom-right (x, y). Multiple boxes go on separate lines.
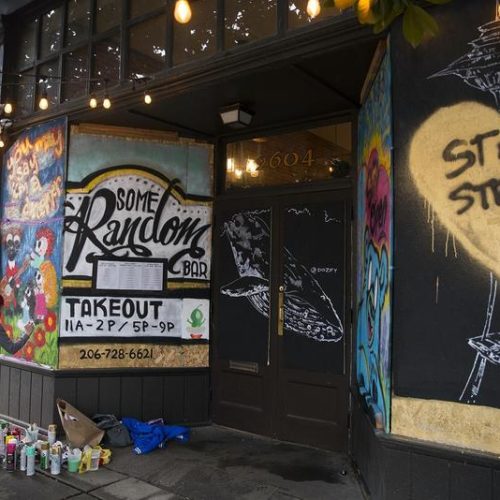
top-left (38, 83), bottom-right (49, 110)
top-left (144, 91), bottom-right (152, 104)
top-left (307, 0), bottom-right (321, 18)
top-left (174, 0), bottom-right (192, 24)
top-left (89, 93), bottom-right (98, 108)
top-left (102, 79), bottom-right (111, 109)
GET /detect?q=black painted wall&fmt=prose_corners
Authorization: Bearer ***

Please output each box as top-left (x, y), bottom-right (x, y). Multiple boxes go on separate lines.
top-left (392, 0), bottom-right (500, 407)
top-left (351, 394), bottom-right (500, 500)
top-left (0, 360), bottom-right (210, 429)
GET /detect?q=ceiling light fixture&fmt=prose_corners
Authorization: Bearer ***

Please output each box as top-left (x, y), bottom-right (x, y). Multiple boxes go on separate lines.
top-left (219, 103), bottom-right (253, 129)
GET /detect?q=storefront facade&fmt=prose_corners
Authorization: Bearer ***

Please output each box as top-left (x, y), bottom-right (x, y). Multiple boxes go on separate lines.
top-left (0, 0), bottom-right (499, 498)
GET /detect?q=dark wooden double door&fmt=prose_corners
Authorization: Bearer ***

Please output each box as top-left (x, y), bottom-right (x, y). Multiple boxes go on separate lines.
top-left (212, 189), bottom-right (351, 451)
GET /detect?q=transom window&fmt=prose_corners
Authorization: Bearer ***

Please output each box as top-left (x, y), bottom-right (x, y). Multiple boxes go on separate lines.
top-left (4, 0), bottom-right (348, 117)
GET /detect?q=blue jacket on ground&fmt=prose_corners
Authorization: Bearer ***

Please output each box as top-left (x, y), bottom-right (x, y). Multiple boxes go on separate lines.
top-left (122, 417), bottom-right (190, 455)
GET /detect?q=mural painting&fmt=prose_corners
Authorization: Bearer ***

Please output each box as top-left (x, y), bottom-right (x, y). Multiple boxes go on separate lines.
top-left (60, 127), bottom-right (212, 369)
top-left (0, 118), bottom-right (66, 368)
top-left (356, 51), bottom-right (392, 431)
top-left (221, 210), bottom-right (343, 343)
top-left (393, 0), bottom-right (500, 414)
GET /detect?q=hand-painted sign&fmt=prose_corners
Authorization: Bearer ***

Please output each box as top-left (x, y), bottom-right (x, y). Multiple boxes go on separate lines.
top-left (60, 295), bottom-right (209, 339)
top-left (63, 168), bottom-right (212, 284)
top-left (0, 118), bottom-right (66, 368)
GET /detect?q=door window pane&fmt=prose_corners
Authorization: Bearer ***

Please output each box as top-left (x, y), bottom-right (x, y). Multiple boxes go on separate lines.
top-left (226, 123), bottom-right (352, 189)
top-left (173, 0), bottom-right (217, 66)
top-left (62, 47), bottom-right (89, 101)
top-left (66, 0), bottom-right (91, 47)
top-left (15, 71), bottom-right (35, 117)
top-left (129, 0), bottom-right (166, 19)
top-left (225, 0), bottom-right (277, 48)
top-left (128, 16), bottom-right (167, 78)
top-left (91, 34), bottom-right (121, 91)
top-left (288, 1), bottom-right (343, 30)
top-left (37, 60), bottom-right (60, 108)
top-left (96, 0), bottom-right (122, 33)
top-left (40, 8), bottom-right (62, 59)
top-left (14, 19), bottom-right (38, 69)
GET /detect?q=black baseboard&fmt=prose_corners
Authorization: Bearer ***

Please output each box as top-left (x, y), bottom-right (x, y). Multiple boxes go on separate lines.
top-left (350, 395), bottom-right (500, 500)
top-left (0, 359), bottom-right (210, 430)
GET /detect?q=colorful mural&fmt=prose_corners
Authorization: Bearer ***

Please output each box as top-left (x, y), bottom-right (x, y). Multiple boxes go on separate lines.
top-left (356, 51), bottom-right (393, 431)
top-left (0, 118), bottom-right (66, 368)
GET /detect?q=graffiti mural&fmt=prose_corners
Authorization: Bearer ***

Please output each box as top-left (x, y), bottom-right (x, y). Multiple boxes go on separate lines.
top-left (1, 118), bottom-right (66, 368)
top-left (356, 51), bottom-right (393, 431)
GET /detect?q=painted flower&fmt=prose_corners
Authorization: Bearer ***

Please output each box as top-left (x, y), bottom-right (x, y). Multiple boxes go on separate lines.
top-left (34, 328), bottom-right (46, 348)
top-left (44, 311), bottom-right (57, 332)
top-left (23, 342), bottom-right (35, 361)
top-left (4, 324), bottom-right (13, 340)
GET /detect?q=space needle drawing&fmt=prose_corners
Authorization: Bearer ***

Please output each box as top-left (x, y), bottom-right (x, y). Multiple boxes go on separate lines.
top-left (430, 0), bottom-right (500, 111)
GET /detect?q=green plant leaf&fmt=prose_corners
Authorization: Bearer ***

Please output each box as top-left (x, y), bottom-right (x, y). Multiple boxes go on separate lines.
top-left (403, 2), bottom-right (439, 48)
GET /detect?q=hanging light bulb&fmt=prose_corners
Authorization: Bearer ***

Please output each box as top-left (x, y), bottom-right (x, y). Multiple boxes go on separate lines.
top-left (144, 91), bottom-right (152, 105)
top-left (102, 79), bottom-right (111, 109)
top-left (38, 89), bottom-right (49, 110)
top-left (174, 0), bottom-right (192, 24)
top-left (234, 168), bottom-right (243, 179)
top-left (226, 158), bottom-right (235, 173)
top-left (3, 102), bottom-right (13, 114)
top-left (89, 93), bottom-right (98, 108)
top-left (306, 0), bottom-right (321, 18)
top-left (103, 95), bottom-right (111, 109)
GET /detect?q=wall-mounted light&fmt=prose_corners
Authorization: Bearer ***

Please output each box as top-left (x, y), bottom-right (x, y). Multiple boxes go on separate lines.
top-left (219, 104), bottom-right (253, 129)
top-left (307, 0), bottom-right (321, 18)
top-left (174, 0), bottom-right (192, 24)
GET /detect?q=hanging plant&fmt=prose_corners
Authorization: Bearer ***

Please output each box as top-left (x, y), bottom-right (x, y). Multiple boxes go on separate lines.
top-left (324, 0), bottom-right (453, 47)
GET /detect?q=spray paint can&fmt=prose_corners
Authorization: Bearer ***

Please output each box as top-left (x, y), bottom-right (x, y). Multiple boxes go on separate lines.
top-left (50, 445), bottom-right (61, 475)
top-left (6, 442), bottom-right (16, 472)
top-left (26, 445), bottom-right (35, 476)
top-left (19, 443), bottom-right (27, 471)
top-left (40, 442), bottom-right (50, 470)
top-left (47, 424), bottom-right (57, 446)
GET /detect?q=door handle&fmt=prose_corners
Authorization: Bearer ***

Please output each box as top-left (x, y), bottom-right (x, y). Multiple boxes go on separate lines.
top-left (278, 285), bottom-right (285, 337)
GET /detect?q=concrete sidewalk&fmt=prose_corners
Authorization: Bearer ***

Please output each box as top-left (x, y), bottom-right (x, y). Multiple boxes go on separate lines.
top-left (0, 426), bottom-right (365, 500)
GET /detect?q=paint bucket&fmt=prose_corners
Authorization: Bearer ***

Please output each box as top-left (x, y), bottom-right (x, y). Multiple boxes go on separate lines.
top-left (67, 455), bottom-right (80, 473)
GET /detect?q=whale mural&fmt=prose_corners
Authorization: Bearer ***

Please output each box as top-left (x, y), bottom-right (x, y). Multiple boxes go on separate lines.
top-left (221, 211), bottom-right (343, 342)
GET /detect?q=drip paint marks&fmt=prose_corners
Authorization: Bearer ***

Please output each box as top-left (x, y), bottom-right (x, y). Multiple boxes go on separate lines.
top-left (0, 118), bottom-right (66, 368)
top-left (356, 51), bottom-right (393, 432)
